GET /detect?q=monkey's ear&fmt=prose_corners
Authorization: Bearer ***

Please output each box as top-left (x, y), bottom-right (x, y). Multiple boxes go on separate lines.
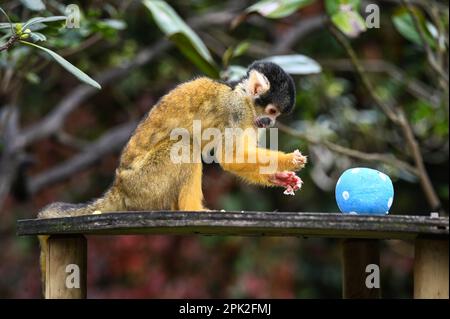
top-left (246, 70), bottom-right (270, 97)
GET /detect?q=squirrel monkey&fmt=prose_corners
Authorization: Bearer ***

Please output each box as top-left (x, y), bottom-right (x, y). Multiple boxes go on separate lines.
top-left (37, 61), bottom-right (307, 288)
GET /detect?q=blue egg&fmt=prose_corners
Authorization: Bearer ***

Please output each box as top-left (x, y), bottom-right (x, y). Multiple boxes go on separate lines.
top-left (335, 167), bottom-right (394, 215)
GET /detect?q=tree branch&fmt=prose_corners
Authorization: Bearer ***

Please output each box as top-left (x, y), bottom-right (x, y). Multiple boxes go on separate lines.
top-left (11, 40), bottom-right (170, 151)
top-left (379, 0), bottom-right (448, 12)
top-left (320, 59), bottom-right (442, 107)
top-left (27, 121), bottom-right (138, 195)
top-left (0, 33), bottom-right (18, 52)
top-left (396, 110), bottom-right (443, 211)
top-left (277, 123), bottom-right (418, 176)
top-left (401, 0), bottom-right (449, 87)
top-left (0, 106), bottom-right (20, 207)
top-left (55, 130), bottom-right (89, 150)
top-left (271, 15), bottom-right (327, 54)
top-left (58, 34), bottom-right (103, 57)
top-left (329, 25), bottom-right (401, 124)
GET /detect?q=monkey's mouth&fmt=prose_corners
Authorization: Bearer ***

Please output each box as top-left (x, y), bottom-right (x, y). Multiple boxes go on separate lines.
top-left (254, 117), bottom-right (273, 128)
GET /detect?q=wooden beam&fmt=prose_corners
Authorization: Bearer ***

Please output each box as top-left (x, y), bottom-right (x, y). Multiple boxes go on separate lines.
top-left (341, 239), bottom-right (381, 298)
top-left (45, 235), bottom-right (87, 299)
top-left (17, 211), bottom-right (448, 240)
top-left (414, 239), bottom-right (449, 299)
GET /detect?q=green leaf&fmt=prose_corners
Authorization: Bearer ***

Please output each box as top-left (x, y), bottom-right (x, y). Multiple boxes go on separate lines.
top-left (426, 21), bottom-right (445, 50)
top-left (331, 9), bottom-right (366, 38)
top-left (1, 16), bottom-right (66, 31)
top-left (99, 19), bottom-right (127, 30)
top-left (20, 41), bottom-right (101, 89)
top-left (220, 65), bottom-right (247, 82)
top-left (392, 13), bottom-right (421, 45)
top-left (246, 0), bottom-right (314, 19)
top-left (222, 47), bottom-right (234, 68)
top-left (143, 0), bottom-right (218, 78)
top-left (29, 31), bottom-right (46, 42)
top-left (0, 23), bottom-right (17, 30)
top-left (392, 8), bottom-right (436, 48)
top-left (233, 41), bottom-right (250, 57)
top-left (169, 33), bottom-right (219, 78)
top-left (25, 72), bottom-right (40, 84)
top-left (325, 0), bottom-right (339, 15)
top-left (325, 0), bottom-right (361, 15)
top-left (222, 41), bottom-right (250, 67)
top-left (326, 0), bottom-right (366, 38)
top-left (20, 0), bottom-right (46, 11)
top-left (94, 19), bottom-right (127, 39)
top-left (264, 54), bottom-right (322, 74)
top-left (23, 16), bottom-right (67, 29)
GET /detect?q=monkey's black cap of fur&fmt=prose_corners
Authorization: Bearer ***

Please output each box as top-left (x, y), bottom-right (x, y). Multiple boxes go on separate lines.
top-left (248, 61), bottom-right (296, 114)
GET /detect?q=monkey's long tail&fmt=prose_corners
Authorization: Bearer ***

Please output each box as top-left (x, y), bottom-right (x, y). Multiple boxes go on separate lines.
top-left (37, 190), bottom-right (121, 297)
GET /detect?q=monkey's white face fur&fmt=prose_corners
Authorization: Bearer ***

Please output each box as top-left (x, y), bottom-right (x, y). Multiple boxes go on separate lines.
top-left (235, 70), bottom-right (270, 100)
top-left (237, 70), bottom-right (280, 128)
top-left (247, 70), bottom-right (270, 97)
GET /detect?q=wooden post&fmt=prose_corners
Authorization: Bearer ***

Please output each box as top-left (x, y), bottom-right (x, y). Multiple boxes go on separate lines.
top-left (45, 235), bottom-right (87, 299)
top-left (341, 239), bottom-right (381, 298)
top-left (414, 238), bottom-right (449, 299)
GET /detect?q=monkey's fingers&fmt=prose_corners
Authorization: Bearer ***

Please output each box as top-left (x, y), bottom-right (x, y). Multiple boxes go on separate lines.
top-left (292, 149), bottom-right (307, 168)
top-left (279, 150), bottom-right (307, 171)
top-left (269, 171), bottom-right (303, 195)
top-left (268, 171), bottom-right (298, 185)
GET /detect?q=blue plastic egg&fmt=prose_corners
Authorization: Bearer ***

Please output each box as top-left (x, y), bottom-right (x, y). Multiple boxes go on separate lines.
top-left (335, 167), bottom-right (394, 215)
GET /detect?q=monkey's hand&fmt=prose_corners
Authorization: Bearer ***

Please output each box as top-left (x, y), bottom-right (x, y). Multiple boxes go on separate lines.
top-left (278, 149), bottom-right (307, 172)
top-left (269, 171), bottom-right (303, 195)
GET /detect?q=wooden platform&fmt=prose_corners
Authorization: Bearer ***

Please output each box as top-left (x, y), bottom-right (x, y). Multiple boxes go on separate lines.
top-left (16, 211), bottom-right (449, 299)
top-left (16, 211), bottom-right (449, 239)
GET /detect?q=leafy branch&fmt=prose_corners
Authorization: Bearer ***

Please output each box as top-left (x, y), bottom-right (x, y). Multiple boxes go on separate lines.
top-left (0, 33), bottom-right (19, 52)
top-left (0, 7), bottom-right (17, 52)
top-left (0, 7), bottom-right (100, 89)
top-left (401, 0), bottom-right (449, 89)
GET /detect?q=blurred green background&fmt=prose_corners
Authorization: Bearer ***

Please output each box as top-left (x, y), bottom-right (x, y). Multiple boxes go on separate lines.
top-left (0, 0), bottom-right (448, 298)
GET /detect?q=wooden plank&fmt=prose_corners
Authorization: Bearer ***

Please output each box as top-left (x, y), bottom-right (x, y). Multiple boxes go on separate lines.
top-left (414, 239), bottom-right (449, 299)
top-left (45, 235), bottom-right (87, 299)
top-left (341, 239), bottom-right (381, 298)
top-left (17, 211), bottom-right (448, 240)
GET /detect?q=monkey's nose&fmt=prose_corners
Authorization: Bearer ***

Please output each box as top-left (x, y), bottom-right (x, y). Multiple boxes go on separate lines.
top-left (255, 117), bottom-right (273, 128)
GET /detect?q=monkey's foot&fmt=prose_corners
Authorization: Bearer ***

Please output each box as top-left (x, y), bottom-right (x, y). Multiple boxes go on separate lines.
top-left (269, 171), bottom-right (303, 195)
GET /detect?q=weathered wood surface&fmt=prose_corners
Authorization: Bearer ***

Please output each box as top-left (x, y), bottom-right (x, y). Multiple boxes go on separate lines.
top-left (414, 239), bottom-right (449, 299)
top-left (45, 235), bottom-right (87, 299)
top-left (341, 239), bottom-right (381, 298)
top-left (17, 211), bottom-right (448, 239)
